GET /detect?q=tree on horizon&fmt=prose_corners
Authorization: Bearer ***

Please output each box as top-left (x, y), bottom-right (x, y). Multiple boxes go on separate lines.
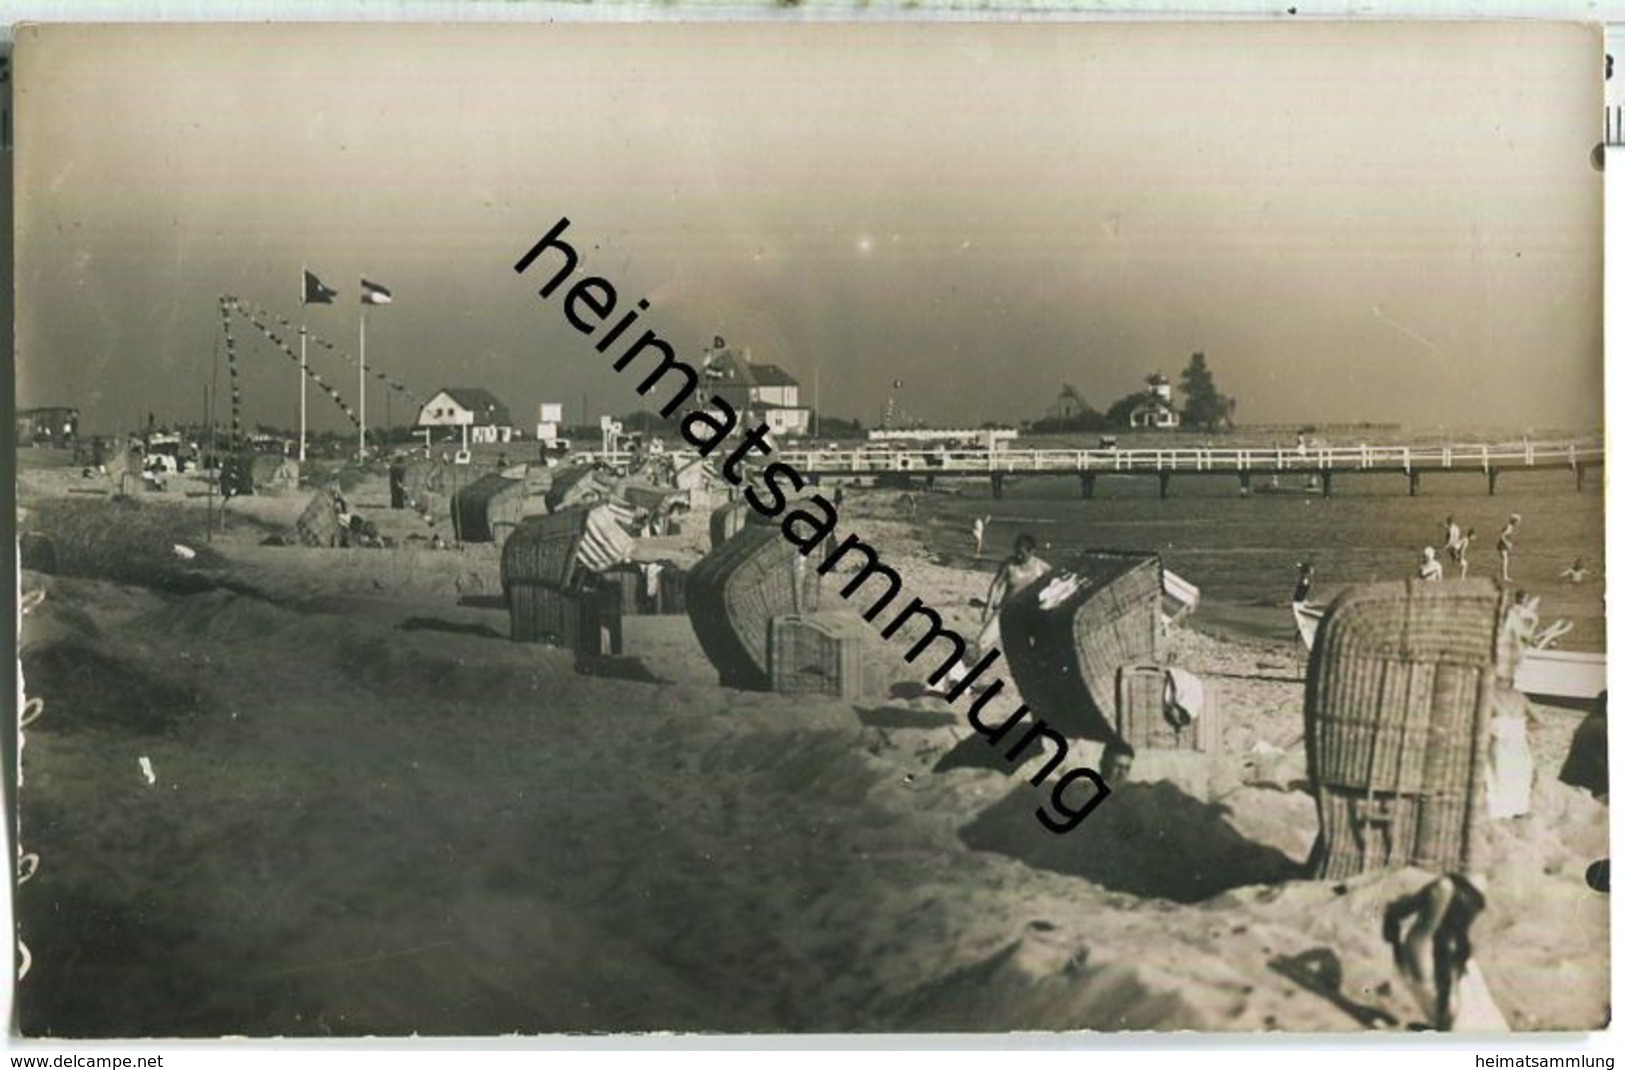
top-left (1179, 352), bottom-right (1236, 432)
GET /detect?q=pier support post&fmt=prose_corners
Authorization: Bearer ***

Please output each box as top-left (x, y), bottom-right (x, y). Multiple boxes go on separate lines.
top-left (1239, 472), bottom-right (1252, 497)
top-left (1078, 473), bottom-right (1095, 500)
top-left (1487, 468), bottom-right (1499, 496)
top-left (1576, 466), bottom-right (1587, 493)
top-left (991, 473), bottom-right (1005, 500)
top-left (1408, 471), bottom-right (1421, 497)
top-left (1320, 471), bottom-right (1333, 498)
top-left (1158, 472), bottom-right (1172, 500)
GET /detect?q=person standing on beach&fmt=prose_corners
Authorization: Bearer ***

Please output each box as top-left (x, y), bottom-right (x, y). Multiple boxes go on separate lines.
top-left (972, 515), bottom-right (988, 557)
top-left (1497, 514), bottom-right (1521, 583)
top-left (1293, 562), bottom-right (1316, 604)
top-left (1455, 527), bottom-right (1476, 580)
top-left (1418, 546), bottom-right (1444, 582)
top-left (1561, 557), bottom-right (1590, 584)
top-left (983, 534), bottom-right (1051, 626)
top-left (1444, 515), bottom-right (1464, 566)
top-left (930, 532), bottom-right (1050, 695)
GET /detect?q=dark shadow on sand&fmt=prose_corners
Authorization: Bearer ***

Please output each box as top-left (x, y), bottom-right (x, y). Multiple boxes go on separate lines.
top-left (1208, 671), bottom-right (1306, 685)
top-left (21, 642), bottom-right (206, 737)
top-left (1268, 948), bottom-right (1401, 1029)
top-left (933, 733), bottom-right (1021, 774)
top-left (575, 655), bottom-right (665, 684)
top-left (398, 617), bottom-right (506, 641)
top-left (15, 881), bottom-right (226, 1038)
top-left (959, 779), bottom-right (1305, 903)
top-left (456, 594), bottom-right (509, 611)
top-left (856, 706), bottom-right (958, 731)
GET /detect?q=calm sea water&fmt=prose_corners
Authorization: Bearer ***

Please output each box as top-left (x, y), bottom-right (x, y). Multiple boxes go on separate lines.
top-left (915, 467), bottom-right (1607, 651)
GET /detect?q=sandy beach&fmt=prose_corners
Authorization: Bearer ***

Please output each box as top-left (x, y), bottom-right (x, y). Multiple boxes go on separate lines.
top-left (12, 461), bottom-right (1609, 1037)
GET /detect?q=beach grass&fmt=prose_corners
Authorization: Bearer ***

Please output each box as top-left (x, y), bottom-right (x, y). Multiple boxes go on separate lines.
top-left (22, 495), bottom-right (226, 592)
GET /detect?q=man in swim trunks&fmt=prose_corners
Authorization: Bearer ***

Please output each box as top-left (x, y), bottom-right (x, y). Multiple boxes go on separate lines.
top-left (1498, 514), bottom-right (1520, 583)
top-left (982, 533), bottom-right (1052, 633)
top-left (931, 532), bottom-right (1050, 694)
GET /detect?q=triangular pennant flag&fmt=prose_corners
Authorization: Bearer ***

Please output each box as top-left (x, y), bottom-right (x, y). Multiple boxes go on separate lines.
top-left (360, 278), bottom-right (393, 306)
top-left (304, 270), bottom-right (338, 305)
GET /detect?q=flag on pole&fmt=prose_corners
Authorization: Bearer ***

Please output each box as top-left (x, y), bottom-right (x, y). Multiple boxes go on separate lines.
top-left (304, 270), bottom-right (338, 305)
top-left (361, 279), bottom-right (393, 305)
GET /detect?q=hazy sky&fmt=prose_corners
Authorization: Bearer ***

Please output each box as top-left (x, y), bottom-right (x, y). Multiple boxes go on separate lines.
top-left (14, 21), bottom-right (1604, 434)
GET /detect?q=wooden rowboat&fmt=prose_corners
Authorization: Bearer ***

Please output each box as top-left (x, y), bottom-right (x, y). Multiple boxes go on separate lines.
top-left (1292, 600), bottom-right (1605, 703)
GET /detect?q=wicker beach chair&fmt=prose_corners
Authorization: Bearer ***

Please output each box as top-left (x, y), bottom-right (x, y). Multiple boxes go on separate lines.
top-left (450, 473), bottom-right (526, 543)
top-left (294, 490), bottom-right (344, 548)
top-left (240, 453), bottom-right (299, 496)
top-left (1114, 664), bottom-right (1222, 752)
top-left (1303, 578), bottom-right (1509, 880)
top-left (999, 550), bottom-right (1165, 745)
top-left (501, 507), bottom-right (628, 653)
top-left (686, 525), bottom-right (823, 691)
top-left (769, 613), bottom-right (867, 700)
top-left (708, 498), bottom-right (753, 551)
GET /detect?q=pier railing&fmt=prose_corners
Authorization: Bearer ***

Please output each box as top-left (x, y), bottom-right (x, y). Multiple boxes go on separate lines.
top-left (584, 438), bottom-right (1605, 477)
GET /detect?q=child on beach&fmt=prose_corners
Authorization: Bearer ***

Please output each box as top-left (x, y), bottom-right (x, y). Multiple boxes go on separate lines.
top-left (1497, 514), bottom-right (1520, 583)
top-left (1455, 527), bottom-right (1476, 580)
top-left (1561, 557), bottom-right (1590, 584)
top-left (972, 516), bottom-right (988, 557)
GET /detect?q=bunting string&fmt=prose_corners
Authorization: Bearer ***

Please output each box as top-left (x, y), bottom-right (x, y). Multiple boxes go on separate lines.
top-left (229, 296), bottom-right (423, 409)
top-left (218, 296), bottom-right (243, 447)
top-left (221, 295), bottom-right (361, 429)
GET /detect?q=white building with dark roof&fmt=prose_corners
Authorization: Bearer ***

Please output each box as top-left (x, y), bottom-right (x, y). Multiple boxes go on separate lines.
top-left (701, 339), bottom-right (811, 438)
top-left (417, 388), bottom-right (516, 445)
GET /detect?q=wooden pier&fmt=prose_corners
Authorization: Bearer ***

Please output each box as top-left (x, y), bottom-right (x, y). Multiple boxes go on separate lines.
top-left (591, 438), bottom-right (1604, 500)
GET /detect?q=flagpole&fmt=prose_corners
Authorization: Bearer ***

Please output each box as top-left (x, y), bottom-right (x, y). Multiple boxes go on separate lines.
top-left (359, 303), bottom-right (367, 459)
top-left (813, 367), bottom-right (820, 438)
top-left (299, 266), bottom-right (308, 463)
